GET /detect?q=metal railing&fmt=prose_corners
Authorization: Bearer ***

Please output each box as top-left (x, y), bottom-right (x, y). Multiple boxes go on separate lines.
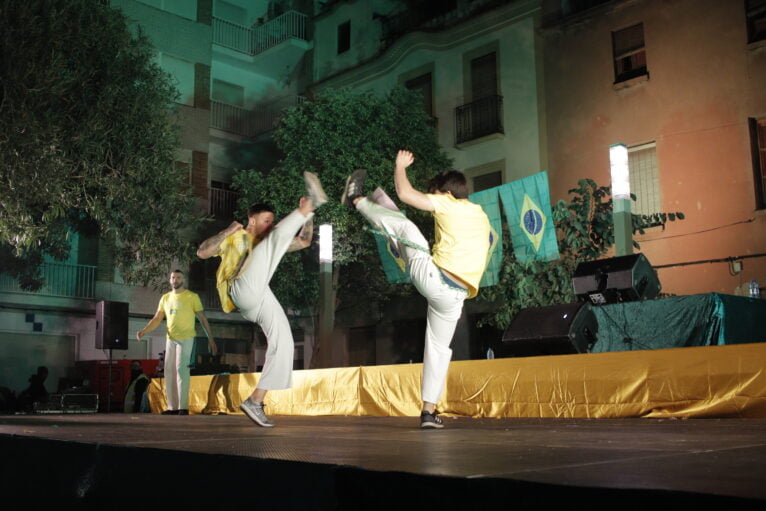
top-left (211, 96), bottom-right (304, 137)
top-left (213, 10), bottom-right (309, 56)
top-left (455, 95), bottom-right (504, 145)
top-left (208, 186), bottom-right (240, 219)
top-left (0, 262), bottom-right (97, 299)
top-left (203, 278), bottom-right (221, 310)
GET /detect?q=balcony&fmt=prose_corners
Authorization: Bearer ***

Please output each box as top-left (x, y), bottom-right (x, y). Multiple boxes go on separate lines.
top-left (213, 10), bottom-right (309, 56)
top-left (0, 263), bottom-right (97, 300)
top-left (455, 95), bottom-right (504, 145)
top-left (211, 96), bottom-right (304, 138)
top-left (208, 186), bottom-right (240, 219)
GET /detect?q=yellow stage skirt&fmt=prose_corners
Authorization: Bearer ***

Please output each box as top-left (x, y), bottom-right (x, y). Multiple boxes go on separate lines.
top-left (148, 342), bottom-right (766, 418)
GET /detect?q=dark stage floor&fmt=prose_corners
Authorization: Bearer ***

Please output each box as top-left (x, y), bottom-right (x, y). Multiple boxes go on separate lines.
top-left (1, 414), bottom-right (764, 508)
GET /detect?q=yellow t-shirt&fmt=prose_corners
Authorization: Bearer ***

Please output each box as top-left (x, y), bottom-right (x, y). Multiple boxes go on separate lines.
top-left (158, 290), bottom-right (203, 340)
top-left (427, 193), bottom-right (491, 299)
top-left (214, 230), bottom-right (260, 313)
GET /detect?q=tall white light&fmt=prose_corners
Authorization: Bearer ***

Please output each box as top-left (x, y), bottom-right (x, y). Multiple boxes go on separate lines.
top-left (609, 143), bottom-right (630, 199)
top-left (319, 224), bottom-right (333, 263)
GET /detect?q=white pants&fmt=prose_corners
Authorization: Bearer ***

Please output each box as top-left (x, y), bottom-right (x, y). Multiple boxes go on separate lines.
top-left (357, 198), bottom-right (466, 405)
top-left (229, 209), bottom-right (313, 391)
top-left (164, 338), bottom-right (194, 410)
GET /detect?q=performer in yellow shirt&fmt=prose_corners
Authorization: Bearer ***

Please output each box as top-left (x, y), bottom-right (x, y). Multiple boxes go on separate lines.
top-left (196, 172), bottom-right (327, 427)
top-left (137, 270), bottom-right (216, 415)
top-left (343, 151), bottom-right (490, 428)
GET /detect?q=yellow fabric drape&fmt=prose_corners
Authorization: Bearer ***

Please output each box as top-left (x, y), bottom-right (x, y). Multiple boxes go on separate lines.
top-left (148, 343), bottom-right (766, 418)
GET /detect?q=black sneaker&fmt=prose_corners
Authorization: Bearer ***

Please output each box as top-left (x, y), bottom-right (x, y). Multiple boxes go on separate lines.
top-left (341, 169), bottom-right (367, 208)
top-left (420, 410), bottom-right (444, 429)
top-left (177, 409), bottom-right (189, 415)
top-left (161, 410), bottom-right (179, 415)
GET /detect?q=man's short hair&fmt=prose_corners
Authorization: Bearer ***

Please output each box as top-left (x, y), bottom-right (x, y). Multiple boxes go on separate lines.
top-left (171, 269), bottom-right (184, 275)
top-left (247, 203), bottom-right (275, 218)
top-left (428, 170), bottom-right (468, 199)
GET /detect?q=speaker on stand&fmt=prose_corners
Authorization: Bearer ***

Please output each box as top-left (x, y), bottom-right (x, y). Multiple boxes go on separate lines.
top-left (96, 301), bottom-right (129, 412)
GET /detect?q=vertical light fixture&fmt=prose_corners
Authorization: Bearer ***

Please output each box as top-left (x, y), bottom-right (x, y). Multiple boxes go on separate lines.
top-left (319, 224), bottom-right (333, 263)
top-left (317, 223), bottom-right (334, 368)
top-left (609, 143), bottom-right (633, 256)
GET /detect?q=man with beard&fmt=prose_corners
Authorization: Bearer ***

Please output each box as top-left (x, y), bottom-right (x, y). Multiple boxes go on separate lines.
top-left (196, 172), bottom-right (327, 427)
top-left (137, 270), bottom-right (217, 415)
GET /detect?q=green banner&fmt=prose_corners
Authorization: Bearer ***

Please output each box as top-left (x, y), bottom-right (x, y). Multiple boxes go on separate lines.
top-left (498, 171), bottom-right (560, 263)
top-left (468, 188), bottom-right (502, 287)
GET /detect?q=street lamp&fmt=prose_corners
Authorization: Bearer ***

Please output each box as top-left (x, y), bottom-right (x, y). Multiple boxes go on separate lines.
top-left (610, 143), bottom-right (633, 256)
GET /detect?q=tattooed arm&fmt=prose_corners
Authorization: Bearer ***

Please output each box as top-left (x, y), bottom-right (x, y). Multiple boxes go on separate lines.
top-left (286, 217), bottom-right (314, 252)
top-left (197, 221), bottom-right (242, 259)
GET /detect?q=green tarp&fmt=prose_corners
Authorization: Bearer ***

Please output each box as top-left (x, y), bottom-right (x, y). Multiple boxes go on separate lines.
top-left (591, 293), bottom-right (766, 353)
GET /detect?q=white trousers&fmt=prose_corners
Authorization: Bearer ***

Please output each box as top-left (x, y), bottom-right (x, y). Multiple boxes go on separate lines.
top-left (164, 338), bottom-right (194, 410)
top-left (357, 199), bottom-right (466, 405)
top-left (229, 209), bottom-right (313, 391)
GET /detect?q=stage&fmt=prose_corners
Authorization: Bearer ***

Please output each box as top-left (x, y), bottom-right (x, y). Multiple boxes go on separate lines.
top-left (0, 413), bottom-right (764, 508)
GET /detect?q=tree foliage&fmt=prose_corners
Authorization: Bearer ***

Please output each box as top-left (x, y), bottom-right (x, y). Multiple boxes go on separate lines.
top-left (0, 0), bottom-right (202, 288)
top-left (232, 87), bottom-right (451, 311)
top-left (477, 178), bottom-right (684, 329)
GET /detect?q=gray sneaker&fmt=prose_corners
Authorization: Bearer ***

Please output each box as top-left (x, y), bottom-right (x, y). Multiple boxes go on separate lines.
top-left (304, 171), bottom-right (328, 208)
top-left (240, 398), bottom-right (274, 427)
top-left (420, 410), bottom-right (444, 429)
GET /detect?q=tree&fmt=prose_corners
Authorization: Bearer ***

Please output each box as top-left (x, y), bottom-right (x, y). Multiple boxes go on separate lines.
top-left (0, 0), bottom-right (202, 288)
top-left (232, 87), bottom-right (452, 314)
top-left (477, 178), bottom-right (684, 329)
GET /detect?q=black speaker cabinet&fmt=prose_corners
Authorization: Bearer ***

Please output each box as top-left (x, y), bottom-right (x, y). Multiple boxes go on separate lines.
top-left (500, 302), bottom-right (598, 357)
top-left (572, 253), bottom-right (660, 305)
top-left (96, 301), bottom-right (129, 350)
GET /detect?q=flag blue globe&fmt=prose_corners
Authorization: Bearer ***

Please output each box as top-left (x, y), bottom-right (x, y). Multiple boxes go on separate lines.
top-left (523, 209), bottom-right (544, 235)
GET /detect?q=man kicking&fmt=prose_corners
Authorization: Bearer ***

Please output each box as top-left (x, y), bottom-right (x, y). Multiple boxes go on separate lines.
top-left (197, 173), bottom-right (327, 427)
top-left (343, 151), bottom-right (490, 428)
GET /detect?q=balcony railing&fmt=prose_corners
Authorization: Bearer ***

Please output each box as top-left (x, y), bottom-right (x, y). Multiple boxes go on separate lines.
top-left (213, 10), bottom-right (309, 56)
top-left (203, 278), bottom-right (221, 311)
top-left (211, 96), bottom-right (304, 137)
top-left (0, 263), bottom-right (97, 299)
top-left (455, 95), bottom-right (504, 145)
top-left (208, 187), bottom-right (240, 219)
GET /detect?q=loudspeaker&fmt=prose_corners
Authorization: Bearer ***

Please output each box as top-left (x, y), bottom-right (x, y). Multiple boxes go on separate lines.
top-left (500, 302), bottom-right (598, 357)
top-left (96, 301), bottom-right (129, 350)
top-left (572, 253), bottom-right (660, 305)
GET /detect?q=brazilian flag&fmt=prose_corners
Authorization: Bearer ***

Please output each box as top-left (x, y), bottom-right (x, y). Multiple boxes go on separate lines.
top-left (468, 188), bottom-right (502, 287)
top-left (498, 171), bottom-right (560, 263)
top-left (372, 229), bottom-right (411, 284)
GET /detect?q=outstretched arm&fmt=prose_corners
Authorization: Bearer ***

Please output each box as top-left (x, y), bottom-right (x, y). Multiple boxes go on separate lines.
top-left (197, 221), bottom-right (242, 259)
top-left (195, 311), bottom-right (217, 356)
top-left (394, 150), bottom-right (434, 212)
top-left (136, 310), bottom-right (165, 340)
top-left (287, 217), bottom-right (314, 252)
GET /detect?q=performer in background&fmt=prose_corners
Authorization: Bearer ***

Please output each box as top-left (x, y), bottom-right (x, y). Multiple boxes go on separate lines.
top-left (342, 151), bottom-right (490, 428)
top-left (197, 173), bottom-right (327, 427)
top-left (137, 270), bottom-right (216, 415)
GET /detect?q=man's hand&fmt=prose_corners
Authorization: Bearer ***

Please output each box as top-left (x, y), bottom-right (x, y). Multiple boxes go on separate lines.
top-left (298, 196), bottom-right (314, 217)
top-left (208, 339), bottom-right (218, 356)
top-left (396, 150), bottom-right (415, 170)
top-left (136, 330), bottom-right (145, 341)
top-left (225, 221), bottom-right (243, 235)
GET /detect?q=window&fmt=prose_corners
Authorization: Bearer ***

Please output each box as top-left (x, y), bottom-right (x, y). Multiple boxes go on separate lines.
top-left (464, 160), bottom-right (505, 194)
top-left (337, 20), bottom-right (351, 54)
top-left (212, 79), bottom-right (244, 106)
top-left (749, 117), bottom-right (766, 209)
top-left (159, 53), bottom-right (195, 106)
top-left (404, 72), bottom-right (433, 117)
top-left (628, 143), bottom-right (661, 216)
top-left (747, 0), bottom-right (766, 43)
top-left (473, 172), bottom-right (503, 193)
top-left (471, 52), bottom-right (498, 101)
top-left (456, 52), bottom-right (502, 144)
top-left (612, 23), bottom-right (647, 83)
